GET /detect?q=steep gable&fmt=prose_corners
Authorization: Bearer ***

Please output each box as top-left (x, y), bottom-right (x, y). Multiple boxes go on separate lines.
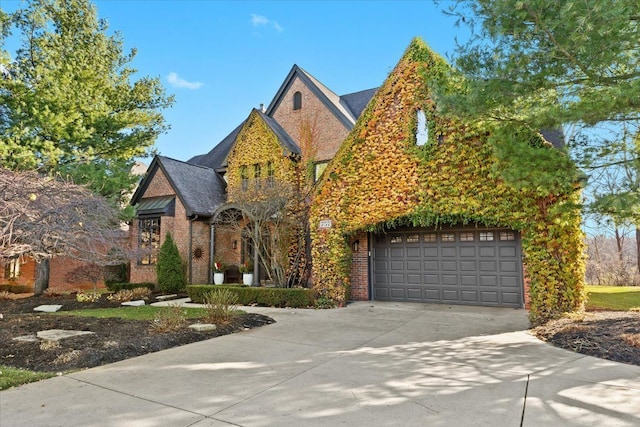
top-left (132, 156), bottom-right (225, 217)
top-left (225, 109), bottom-right (298, 202)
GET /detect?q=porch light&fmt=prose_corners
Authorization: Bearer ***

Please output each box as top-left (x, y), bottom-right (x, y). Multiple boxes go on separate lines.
top-left (232, 240), bottom-right (238, 250)
top-left (353, 240), bottom-right (360, 252)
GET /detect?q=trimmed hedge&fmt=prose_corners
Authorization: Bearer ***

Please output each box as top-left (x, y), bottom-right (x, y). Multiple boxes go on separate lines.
top-left (0, 284), bottom-right (32, 294)
top-left (187, 285), bottom-right (314, 308)
top-left (106, 282), bottom-right (156, 292)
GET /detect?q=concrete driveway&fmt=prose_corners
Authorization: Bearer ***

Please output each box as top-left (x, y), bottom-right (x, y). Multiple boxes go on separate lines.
top-left (1, 301), bottom-right (639, 426)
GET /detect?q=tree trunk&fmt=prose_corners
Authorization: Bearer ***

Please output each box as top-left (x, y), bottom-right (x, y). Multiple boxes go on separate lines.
top-left (34, 258), bottom-right (50, 295)
top-left (636, 228), bottom-right (640, 273)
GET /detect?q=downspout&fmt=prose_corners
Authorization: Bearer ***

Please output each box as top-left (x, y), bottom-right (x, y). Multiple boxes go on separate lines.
top-left (253, 225), bottom-right (259, 286)
top-left (188, 215), bottom-right (199, 285)
top-left (209, 222), bottom-right (215, 284)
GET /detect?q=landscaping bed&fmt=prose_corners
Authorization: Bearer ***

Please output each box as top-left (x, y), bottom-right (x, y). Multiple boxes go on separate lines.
top-left (533, 311), bottom-right (640, 366)
top-left (0, 294), bottom-right (274, 373)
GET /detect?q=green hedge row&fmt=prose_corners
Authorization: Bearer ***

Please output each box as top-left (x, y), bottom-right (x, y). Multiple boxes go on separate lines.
top-left (0, 284), bottom-right (32, 294)
top-left (106, 282), bottom-right (156, 292)
top-left (187, 285), bottom-right (314, 308)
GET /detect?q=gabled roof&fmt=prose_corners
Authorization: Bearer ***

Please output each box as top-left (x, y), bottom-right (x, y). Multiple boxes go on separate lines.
top-left (255, 109), bottom-right (300, 155)
top-left (131, 156), bottom-right (226, 217)
top-left (265, 65), bottom-right (359, 129)
top-left (341, 88), bottom-right (378, 119)
top-left (187, 122), bottom-right (245, 170)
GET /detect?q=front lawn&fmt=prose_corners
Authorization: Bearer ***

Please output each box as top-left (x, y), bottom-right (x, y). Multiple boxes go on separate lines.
top-left (586, 285), bottom-right (640, 311)
top-left (0, 365), bottom-right (56, 390)
top-left (53, 305), bottom-right (209, 320)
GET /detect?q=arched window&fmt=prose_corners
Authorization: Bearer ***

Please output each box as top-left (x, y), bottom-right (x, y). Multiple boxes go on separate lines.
top-left (416, 110), bottom-right (428, 146)
top-left (293, 91), bottom-right (302, 110)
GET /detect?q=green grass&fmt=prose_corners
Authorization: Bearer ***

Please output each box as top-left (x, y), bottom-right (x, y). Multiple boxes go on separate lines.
top-left (0, 365), bottom-right (56, 390)
top-left (53, 305), bottom-right (208, 320)
top-left (586, 285), bottom-right (640, 311)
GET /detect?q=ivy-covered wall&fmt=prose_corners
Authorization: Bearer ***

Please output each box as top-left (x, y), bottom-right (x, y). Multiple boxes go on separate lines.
top-left (226, 109), bottom-right (296, 201)
top-left (310, 38), bottom-right (585, 324)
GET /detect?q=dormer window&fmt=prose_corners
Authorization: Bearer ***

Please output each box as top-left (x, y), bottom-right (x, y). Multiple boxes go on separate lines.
top-left (416, 109), bottom-right (428, 146)
top-left (240, 165), bottom-right (249, 191)
top-left (266, 162), bottom-right (275, 187)
top-left (254, 163), bottom-right (261, 189)
top-left (293, 91), bottom-right (302, 110)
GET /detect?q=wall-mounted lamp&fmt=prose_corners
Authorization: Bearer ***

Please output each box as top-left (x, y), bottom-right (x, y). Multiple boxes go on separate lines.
top-left (353, 240), bottom-right (360, 252)
top-left (232, 240), bottom-right (238, 250)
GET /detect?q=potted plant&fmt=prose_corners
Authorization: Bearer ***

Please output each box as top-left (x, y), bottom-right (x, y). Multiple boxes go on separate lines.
top-left (239, 261), bottom-right (254, 286)
top-left (213, 261), bottom-right (226, 285)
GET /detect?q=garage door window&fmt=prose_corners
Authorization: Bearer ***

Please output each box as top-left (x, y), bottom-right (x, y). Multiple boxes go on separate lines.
top-left (423, 233), bottom-right (437, 243)
top-left (480, 232), bottom-right (494, 241)
top-left (391, 236), bottom-right (403, 243)
top-left (407, 234), bottom-right (420, 243)
top-left (442, 233), bottom-right (455, 242)
top-left (460, 232), bottom-right (474, 242)
top-left (500, 231), bottom-right (515, 241)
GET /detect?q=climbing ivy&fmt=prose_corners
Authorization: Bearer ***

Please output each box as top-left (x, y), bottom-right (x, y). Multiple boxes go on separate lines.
top-left (310, 38), bottom-right (585, 324)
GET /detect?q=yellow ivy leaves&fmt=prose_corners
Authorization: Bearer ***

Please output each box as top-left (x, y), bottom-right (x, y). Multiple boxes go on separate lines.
top-left (310, 38), bottom-right (585, 323)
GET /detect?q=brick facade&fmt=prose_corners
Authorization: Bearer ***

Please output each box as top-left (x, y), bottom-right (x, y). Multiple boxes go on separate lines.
top-left (271, 76), bottom-right (350, 162)
top-left (349, 232), bottom-right (369, 301)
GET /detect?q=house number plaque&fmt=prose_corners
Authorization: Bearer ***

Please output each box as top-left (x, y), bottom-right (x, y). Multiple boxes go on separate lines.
top-left (319, 219), bottom-right (332, 229)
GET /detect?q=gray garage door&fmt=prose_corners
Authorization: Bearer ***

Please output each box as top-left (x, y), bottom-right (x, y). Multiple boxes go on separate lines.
top-left (373, 228), bottom-right (523, 307)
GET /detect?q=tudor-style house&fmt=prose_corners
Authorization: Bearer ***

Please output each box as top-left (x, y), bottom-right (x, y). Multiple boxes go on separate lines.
top-left (130, 39), bottom-right (584, 317)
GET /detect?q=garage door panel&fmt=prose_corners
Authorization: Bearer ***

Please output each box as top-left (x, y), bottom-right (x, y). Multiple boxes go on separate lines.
top-left (479, 247), bottom-right (496, 257)
top-left (442, 290), bottom-right (459, 301)
top-left (407, 260), bottom-right (421, 270)
top-left (390, 260), bottom-right (404, 270)
top-left (407, 274), bottom-right (422, 284)
top-left (407, 247), bottom-right (421, 257)
top-left (424, 260), bottom-right (438, 270)
top-left (407, 288), bottom-right (422, 300)
top-left (373, 228), bottom-right (523, 308)
top-left (441, 247), bottom-right (457, 257)
top-left (460, 261), bottom-right (476, 271)
top-left (480, 275), bottom-right (498, 286)
top-left (461, 290), bottom-right (478, 302)
top-left (460, 247), bottom-right (476, 257)
top-left (461, 275), bottom-right (477, 285)
top-left (390, 248), bottom-right (404, 257)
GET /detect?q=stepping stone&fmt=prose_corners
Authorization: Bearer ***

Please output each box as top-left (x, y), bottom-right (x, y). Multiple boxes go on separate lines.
top-left (33, 305), bottom-right (63, 313)
top-left (14, 334), bottom-right (39, 343)
top-left (36, 329), bottom-right (95, 341)
top-left (121, 300), bottom-right (145, 306)
top-left (156, 294), bottom-right (178, 301)
top-left (189, 323), bottom-right (217, 332)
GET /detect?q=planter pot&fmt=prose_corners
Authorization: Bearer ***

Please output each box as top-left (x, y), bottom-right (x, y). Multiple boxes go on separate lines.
top-left (213, 272), bottom-right (224, 285)
top-left (242, 273), bottom-right (254, 286)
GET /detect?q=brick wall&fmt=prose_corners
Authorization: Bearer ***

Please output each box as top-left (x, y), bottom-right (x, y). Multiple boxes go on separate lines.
top-left (271, 76), bottom-right (350, 162)
top-left (349, 232), bottom-right (369, 301)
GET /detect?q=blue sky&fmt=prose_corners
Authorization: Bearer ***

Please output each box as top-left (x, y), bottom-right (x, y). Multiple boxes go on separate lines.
top-left (3, 0), bottom-right (469, 163)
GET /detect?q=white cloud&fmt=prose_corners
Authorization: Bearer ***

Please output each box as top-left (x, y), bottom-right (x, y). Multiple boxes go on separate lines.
top-left (166, 72), bottom-right (203, 90)
top-left (250, 13), bottom-right (283, 32)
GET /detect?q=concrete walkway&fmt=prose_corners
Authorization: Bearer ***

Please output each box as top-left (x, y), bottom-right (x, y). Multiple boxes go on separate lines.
top-left (1, 301), bottom-right (639, 426)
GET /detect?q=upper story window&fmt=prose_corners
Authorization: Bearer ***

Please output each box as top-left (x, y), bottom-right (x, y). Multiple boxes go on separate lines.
top-left (416, 109), bottom-right (428, 146)
top-left (293, 91), bottom-right (302, 110)
top-left (266, 162), bottom-right (275, 187)
top-left (254, 163), bottom-right (261, 189)
top-left (138, 218), bottom-right (161, 265)
top-left (314, 161), bottom-right (329, 182)
top-left (240, 165), bottom-right (249, 191)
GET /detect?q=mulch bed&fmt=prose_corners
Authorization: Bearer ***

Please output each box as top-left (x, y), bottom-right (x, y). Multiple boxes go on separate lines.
top-left (532, 311), bottom-right (640, 366)
top-left (0, 294), bottom-right (274, 373)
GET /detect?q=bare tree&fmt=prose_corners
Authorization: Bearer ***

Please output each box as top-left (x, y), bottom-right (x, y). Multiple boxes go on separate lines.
top-left (0, 168), bottom-right (128, 294)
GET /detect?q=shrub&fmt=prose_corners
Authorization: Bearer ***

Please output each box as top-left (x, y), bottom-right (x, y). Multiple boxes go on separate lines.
top-left (108, 287), bottom-right (153, 302)
top-left (203, 289), bottom-right (239, 323)
top-left (75, 291), bottom-right (101, 302)
top-left (0, 284), bottom-right (32, 294)
top-left (187, 285), bottom-right (314, 308)
top-left (151, 303), bottom-right (187, 332)
top-left (106, 282), bottom-right (155, 292)
top-left (156, 232), bottom-right (186, 293)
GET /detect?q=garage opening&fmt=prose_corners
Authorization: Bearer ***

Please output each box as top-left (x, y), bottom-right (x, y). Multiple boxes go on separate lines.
top-left (372, 227), bottom-right (523, 308)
